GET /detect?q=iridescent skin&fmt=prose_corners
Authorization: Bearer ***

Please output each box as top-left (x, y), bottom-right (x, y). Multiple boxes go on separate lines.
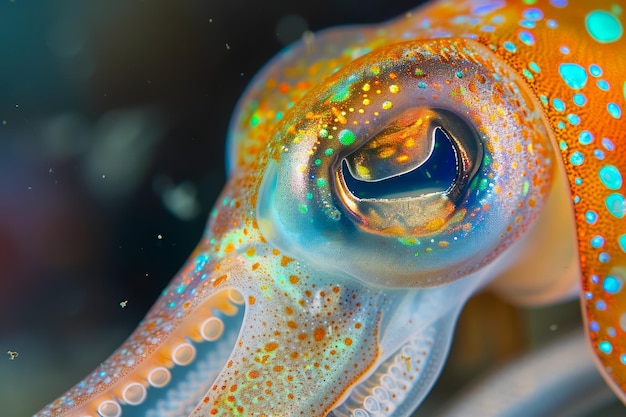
top-left (36, 1), bottom-right (625, 416)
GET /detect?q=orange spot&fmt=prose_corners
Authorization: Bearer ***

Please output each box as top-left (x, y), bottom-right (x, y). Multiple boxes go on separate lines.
top-left (248, 295), bottom-right (256, 305)
top-left (332, 287), bottom-right (340, 293)
top-left (290, 352), bottom-right (299, 359)
top-left (248, 370), bottom-right (260, 379)
top-left (345, 337), bottom-right (353, 346)
top-left (289, 275), bottom-right (300, 284)
top-left (355, 323), bottom-right (362, 329)
top-left (237, 406), bottom-right (244, 413)
top-left (227, 395), bottom-right (235, 402)
top-left (265, 342), bottom-right (279, 352)
top-left (252, 262), bottom-right (260, 270)
top-left (183, 301), bottom-right (191, 309)
top-left (287, 321), bottom-right (298, 329)
top-left (314, 328), bottom-right (325, 342)
top-left (210, 408), bottom-right (218, 415)
top-left (212, 274), bottom-right (228, 287)
top-left (281, 256), bottom-right (294, 266)
top-left (279, 82), bottom-right (290, 93)
top-left (285, 306), bottom-right (293, 315)
top-left (246, 247), bottom-right (256, 257)
top-left (273, 365), bottom-right (284, 372)
top-left (230, 384), bottom-right (238, 392)
top-left (204, 397), bottom-right (210, 403)
top-left (272, 248), bottom-right (280, 256)
top-left (224, 243), bottom-right (235, 253)
top-left (298, 333), bottom-right (308, 341)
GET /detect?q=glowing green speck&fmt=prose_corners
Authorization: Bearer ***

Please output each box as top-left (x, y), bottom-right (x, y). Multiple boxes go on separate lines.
top-left (319, 128), bottom-right (329, 138)
top-left (522, 180), bottom-right (530, 196)
top-left (331, 83), bottom-right (351, 102)
top-left (298, 204), bottom-right (309, 214)
top-left (250, 113), bottom-right (260, 127)
top-left (316, 178), bottom-right (327, 187)
top-left (314, 159), bottom-right (322, 166)
top-left (306, 192), bottom-right (313, 200)
top-left (325, 148), bottom-right (334, 156)
top-left (338, 129), bottom-right (356, 146)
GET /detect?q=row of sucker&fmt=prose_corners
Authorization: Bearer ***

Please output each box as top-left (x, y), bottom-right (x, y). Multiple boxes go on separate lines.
top-left (330, 327), bottom-right (437, 417)
top-left (49, 289), bottom-right (243, 417)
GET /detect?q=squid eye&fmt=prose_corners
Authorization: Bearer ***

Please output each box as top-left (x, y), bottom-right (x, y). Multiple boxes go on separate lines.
top-left (258, 39), bottom-right (555, 288)
top-left (339, 108), bottom-right (483, 236)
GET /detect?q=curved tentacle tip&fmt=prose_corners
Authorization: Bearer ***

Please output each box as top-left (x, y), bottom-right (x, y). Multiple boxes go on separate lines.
top-left (36, 0), bottom-right (626, 415)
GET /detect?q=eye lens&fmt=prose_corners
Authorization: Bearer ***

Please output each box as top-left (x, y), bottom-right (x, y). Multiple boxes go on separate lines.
top-left (342, 127), bottom-right (458, 199)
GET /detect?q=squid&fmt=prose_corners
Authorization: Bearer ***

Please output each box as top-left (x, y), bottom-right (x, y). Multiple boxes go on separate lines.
top-left (35, 0), bottom-right (625, 416)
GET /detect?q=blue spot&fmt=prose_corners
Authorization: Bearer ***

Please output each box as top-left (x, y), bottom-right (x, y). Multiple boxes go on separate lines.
top-left (597, 80), bottom-right (610, 90)
top-left (608, 327), bottom-right (617, 337)
top-left (567, 114), bottom-right (580, 125)
top-left (559, 63), bottom-right (588, 89)
top-left (603, 275), bottom-right (622, 294)
top-left (599, 165), bottom-right (622, 190)
top-left (585, 210), bottom-right (598, 224)
top-left (594, 149), bottom-right (606, 160)
top-left (606, 193), bottom-right (626, 218)
top-left (503, 41), bottom-right (517, 52)
top-left (547, 19), bottom-right (558, 28)
top-left (602, 137), bottom-right (615, 151)
top-left (586, 10), bottom-right (623, 43)
top-left (550, 0), bottom-right (568, 7)
top-left (590, 235), bottom-right (605, 248)
top-left (574, 195), bottom-right (581, 204)
top-left (599, 341), bottom-right (613, 354)
top-left (608, 102), bottom-right (622, 119)
top-left (575, 177), bottom-right (583, 186)
top-left (621, 354), bottom-right (626, 365)
top-left (590, 321), bottom-right (600, 332)
top-left (589, 64), bottom-right (603, 77)
top-left (518, 30), bottom-right (535, 45)
top-left (529, 62), bottom-right (540, 73)
top-left (596, 300), bottom-right (607, 310)
top-left (472, 1), bottom-right (505, 15)
top-left (569, 151), bottom-right (584, 165)
top-left (599, 252), bottom-right (610, 263)
top-left (560, 45), bottom-right (570, 54)
top-left (573, 93), bottom-right (586, 106)
top-left (195, 254), bottom-right (209, 272)
top-left (552, 98), bottom-right (565, 111)
top-left (578, 130), bottom-right (594, 145)
top-left (481, 25), bottom-right (496, 32)
top-left (592, 275), bottom-right (600, 284)
top-left (619, 234), bottom-right (626, 252)
top-left (520, 20), bottom-right (536, 29)
top-left (523, 8), bottom-right (544, 21)
top-left (585, 291), bottom-right (593, 299)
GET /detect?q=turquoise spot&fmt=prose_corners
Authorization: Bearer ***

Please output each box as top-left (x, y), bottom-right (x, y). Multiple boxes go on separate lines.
top-left (316, 178), bottom-right (327, 187)
top-left (557, 121), bottom-right (565, 130)
top-left (599, 165), bottom-right (622, 190)
top-left (547, 19), bottom-right (557, 28)
top-left (559, 63), bottom-right (587, 89)
top-left (590, 235), bottom-right (605, 248)
top-left (570, 151), bottom-right (584, 165)
top-left (603, 275), bottom-right (623, 294)
top-left (597, 80), bottom-right (610, 91)
top-left (455, 71), bottom-right (463, 78)
top-left (606, 193), bottom-right (626, 218)
top-left (418, 82), bottom-right (427, 89)
top-left (578, 130), bottom-right (594, 145)
top-left (575, 177), bottom-right (583, 186)
top-left (589, 64), bottom-right (603, 77)
top-left (338, 129), bottom-right (356, 146)
top-left (586, 10), bottom-right (623, 43)
top-left (599, 341), bottom-right (613, 354)
top-left (573, 93), bottom-right (586, 106)
top-left (585, 210), bottom-right (598, 224)
top-left (559, 140), bottom-right (568, 150)
top-left (540, 95), bottom-right (548, 106)
top-left (618, 234), bottom-right (626, 252)
top-left (518, 30), bottom-right (535, 45)
top-left (608, 102), bottom-right (622, 119)
top-left (503, 41), bottom-right (517, 52)
top-left (566, 114), bottom-right (580, 125)
top-left (522, 68), bottom-right (533, 80)
top-left (622, 354), bottom-right (626, 365)
top-left (552, 98), bottom-right (565, 112)
top-left (306, 192), bottom-right (313, 200)
top-left (324, 148), bottom-right (334, 156)
top-left (529, 62), bottom-right (540, 73)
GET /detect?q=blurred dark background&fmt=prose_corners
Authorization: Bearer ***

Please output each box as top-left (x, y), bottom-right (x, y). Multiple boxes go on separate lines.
top-left (0, 1), bottom-right (615, 416)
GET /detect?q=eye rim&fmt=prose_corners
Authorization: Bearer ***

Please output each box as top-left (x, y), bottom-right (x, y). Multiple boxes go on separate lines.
top-left (334, 107), bottom-right (484, 237)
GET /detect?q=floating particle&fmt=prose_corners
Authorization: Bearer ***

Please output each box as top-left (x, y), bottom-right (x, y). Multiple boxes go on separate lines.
top-left (120, 300), bottom-right (128, 308)
top-left (7, 351), bottom-right (18, 360)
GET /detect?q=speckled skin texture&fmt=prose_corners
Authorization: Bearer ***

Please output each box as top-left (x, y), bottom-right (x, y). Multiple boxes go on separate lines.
top-left (36, 1), bottom-right (625, 416)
